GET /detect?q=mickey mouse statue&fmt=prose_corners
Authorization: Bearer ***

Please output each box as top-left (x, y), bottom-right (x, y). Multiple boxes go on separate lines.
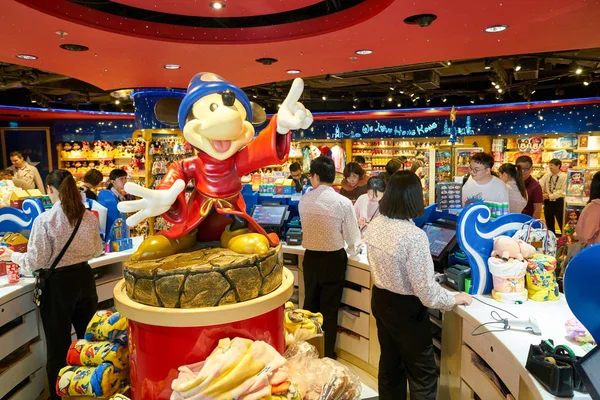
top-left (118, 73), bottom-right (313, 261)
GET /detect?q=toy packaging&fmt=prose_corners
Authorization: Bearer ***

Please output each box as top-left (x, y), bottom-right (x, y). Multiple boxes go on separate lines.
top-left (526, 254), bottom-right (560, 301)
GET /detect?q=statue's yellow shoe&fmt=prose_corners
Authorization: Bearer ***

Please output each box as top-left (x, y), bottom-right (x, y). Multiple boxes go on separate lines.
top-left (131, 230), bottom-right (197, 261)
top-left (220, 224), bottom-right (252, 248)
top-left (227, 233), bottom-right (269, 255)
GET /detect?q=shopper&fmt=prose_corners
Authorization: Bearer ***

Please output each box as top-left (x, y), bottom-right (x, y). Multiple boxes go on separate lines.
top-left (354, 176), bottom-right (386, 235)
top-left (299, 156), bottom-right (361, 359)
top-left (410, 160), bottom-right (425, 178)
top-left (287, 162), bottom-right (309, 193)
top-left (8, 151), bottom-right (45, 193)
top-left (461, 153), bottom-right (509, 207)
top-left (576, 172), bottom-right (600, 246)
top-left (516, 155), bottom-right (543, 219)
top-left (0, 168), bottom-right (29, 188)
top-left (106, 168), bottom-right (128, 201)
top-left (365, 171), bottom-right (472, 400)
top-left (0, 170), bottom-right (103, 400)
top-left (353, 155), bottom-right (366, 164)
top-left (340, 162), bottom-right (368, 202)
top-left (379, 158), bottom-right (403, 182)
top-left (80, 169), bottom-right (104, 201)
top-left (498, 163), bottom-right (528, 214)
top-left (540, 159), bottom-right (567, 235)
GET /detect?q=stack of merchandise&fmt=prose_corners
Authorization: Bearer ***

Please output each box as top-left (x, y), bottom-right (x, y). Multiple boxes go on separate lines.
top-left (56, 311), bottom-right (130, 399)
top-left (436, 182), bottom-right (462, 210)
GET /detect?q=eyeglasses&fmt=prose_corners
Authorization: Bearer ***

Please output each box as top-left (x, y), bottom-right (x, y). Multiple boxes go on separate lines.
top-left (469, 166), bottom-right (487, 173)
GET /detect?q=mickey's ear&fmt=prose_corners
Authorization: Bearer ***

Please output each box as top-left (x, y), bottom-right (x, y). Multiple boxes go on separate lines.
top-left (155, 98), bottom-right (183, 126)
top-left (250, 102), bottom-right (267, 126)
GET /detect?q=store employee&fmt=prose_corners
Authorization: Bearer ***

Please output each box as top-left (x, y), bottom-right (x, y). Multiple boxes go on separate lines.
top-left (288, 162), bottom-right (309, 193)
top-left (299, 156), bottom-right (361, 359)
top-left (540, 158), bottom-right (567, 235)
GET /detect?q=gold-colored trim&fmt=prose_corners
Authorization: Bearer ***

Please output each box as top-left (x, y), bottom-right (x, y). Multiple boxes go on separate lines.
top-left (114, 267), bottom-right (294, 327)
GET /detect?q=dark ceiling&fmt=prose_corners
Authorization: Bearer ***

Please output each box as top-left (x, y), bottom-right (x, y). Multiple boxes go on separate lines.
top-left (1, 48), bottom-right (599, 115)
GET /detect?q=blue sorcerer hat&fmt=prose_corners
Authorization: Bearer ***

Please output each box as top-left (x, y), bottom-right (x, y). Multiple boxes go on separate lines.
top-left (178, 72), bottom-right (253, 131)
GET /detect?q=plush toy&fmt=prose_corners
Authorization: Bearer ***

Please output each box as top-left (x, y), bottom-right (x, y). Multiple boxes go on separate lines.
top-left (118, 72), bottom-right (313, 260)
top-left (491, 236), bottom-right (537, 261)
top-left (82, 141), bottom-right (91, 153)
top-left (63, 142), bottom-right (72, 152)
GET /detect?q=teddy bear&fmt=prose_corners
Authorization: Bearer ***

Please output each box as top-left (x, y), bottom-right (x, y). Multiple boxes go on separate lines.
top-left (491, 236), bottom-right (537, 261)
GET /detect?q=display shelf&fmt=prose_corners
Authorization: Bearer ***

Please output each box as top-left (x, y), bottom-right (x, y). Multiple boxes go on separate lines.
top-left (544, 147), bottom-right (576, 151)
top-left (574, 149), bottom-right (600, 153)
top-left (62, 157), bottom-right (115, 162)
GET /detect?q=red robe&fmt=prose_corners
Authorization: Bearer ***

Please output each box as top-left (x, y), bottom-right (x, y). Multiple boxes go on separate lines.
top-left (156, 116), bottom-right (289, 245)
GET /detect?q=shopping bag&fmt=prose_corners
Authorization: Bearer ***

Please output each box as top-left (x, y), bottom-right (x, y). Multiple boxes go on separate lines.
top-left (512, 220), bottom-right (557, 256)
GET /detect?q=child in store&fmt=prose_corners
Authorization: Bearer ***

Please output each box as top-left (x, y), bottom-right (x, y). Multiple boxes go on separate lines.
top-left (364, 171), bottom-right (472, 400)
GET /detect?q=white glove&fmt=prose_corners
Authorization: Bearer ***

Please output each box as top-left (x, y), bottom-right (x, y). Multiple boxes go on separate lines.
top-left (276, 78), bottom-right (314, 134)
top-left (117, 179), bottom-right (186, 227)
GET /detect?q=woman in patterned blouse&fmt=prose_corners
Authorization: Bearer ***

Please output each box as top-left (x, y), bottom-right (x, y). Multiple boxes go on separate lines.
top-left (1, 170), bottom-right (103, 400)
top-left (365, 171), bottom-right (472, 400)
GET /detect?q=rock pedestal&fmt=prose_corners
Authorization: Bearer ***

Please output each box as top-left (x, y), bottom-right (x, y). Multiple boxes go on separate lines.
top-left (124, 243), bottom-right (283, 308)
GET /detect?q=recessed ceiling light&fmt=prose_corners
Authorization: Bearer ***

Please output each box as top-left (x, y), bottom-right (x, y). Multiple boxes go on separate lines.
top-left (164, 64), bottom-right (181, 70)
top-left (210, 2), bottom-right (225, 9)
top-left (355, 49), bottom-right (373, 55)
top-left (59, 44), bottom-right (89, 52)
top-left (575, 67), bottom-right (583, 75)
top-left (16, 54), bottom-right (37, 60)
top-left (484, 24), bottom-right (508, 33)
top-left (287, 69), bottom-right (301, 74)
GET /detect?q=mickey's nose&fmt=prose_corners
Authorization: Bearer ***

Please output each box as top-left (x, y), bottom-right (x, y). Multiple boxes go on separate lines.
top-left (222, 90), bottom-right (235, 107)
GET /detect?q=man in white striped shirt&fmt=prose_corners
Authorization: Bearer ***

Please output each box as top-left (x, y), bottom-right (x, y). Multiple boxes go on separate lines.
top-left (299, 156), bottom-right (361, 359)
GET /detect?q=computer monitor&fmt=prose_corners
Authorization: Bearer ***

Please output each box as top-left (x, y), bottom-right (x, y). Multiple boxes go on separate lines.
top-left (575, 343), bottom-right (600, 399)
top-left (251, 205), bottom-right (288, 228)
top-left (421, 222), bottom-right (457, 260)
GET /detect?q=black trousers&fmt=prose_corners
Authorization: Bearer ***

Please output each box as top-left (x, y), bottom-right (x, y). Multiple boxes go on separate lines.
top-left (40, 263), bottom-right (98, 400)
top-left (372, 286), bottom-right (438, 400)
top-left (544, 197), bottom-right (565, 235)
top-left (302, 248), bottom-right (347, 359)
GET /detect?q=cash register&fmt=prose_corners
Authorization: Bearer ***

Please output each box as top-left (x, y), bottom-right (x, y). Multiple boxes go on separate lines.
top-left (251, 204), bottom-right (289, 238)
top-left (421, 221), bottom-right (471, 291)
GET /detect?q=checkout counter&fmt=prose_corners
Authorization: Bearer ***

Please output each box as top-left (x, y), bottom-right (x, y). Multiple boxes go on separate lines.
top-left (274, 201), bottom-right (596, 399)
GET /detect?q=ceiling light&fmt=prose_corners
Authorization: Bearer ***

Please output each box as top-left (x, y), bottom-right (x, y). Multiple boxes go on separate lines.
top-left (426, 95), bottom-right (431, 103)
top-left (387, 94), bottom-right (393, 102)
top-left (380, 100), bottom-right (386, 108)
top-left (470, 97), bottom-right (476, 104)
top-left (398, 89), bottom-right (404, 94)
top-left (352, 94), bottom-right (359, 102)
top-left (31, 100), bottom-right (36, 103)
top-left (441, 95), bottom-right (447, 103)
top-left (277, 103), bottom-right (281, 108)
top-left (571, 62), bottom-right (583, 75)
top-left (478, 93), bottom-right (485, 101)
top-left (164, 64), bottom-right (181, 70)
top-left (369, 100), bottom-right (374, 107)
top-left (491, 80), bottom-right (496, 86)
top-left (576, 67), bottom-right (583, 75)
top-left (352, 104), bottom-right (357, 109)
top-left (355, 49), bottom-right (373, 55)
top-left (16, 54), bottom-right (37, 60)
top-left (583, 76), bottom-right (591, 86)
top-left (115, 100), bottom-right (120, 105)
top-left (484, 59), bottom-right (492, 70)
top-left (495, 84), bottom-right (500, 89)
top-left (446, 61), bottom-right (452, 66)
top-left (497, 88), bottom-right (504, 93)
top-left (484, 24), bottom-right (508, 33)
top-left (210, 2), bottom-right (225, 9)
top-left (322, 94), bottom-right (327, 101)
top-left (515, 60), bottom-right (522, 71)
top-left (390, 86), bottom-right (395, 91)
top-left (397, 102), bottom-right (402, 107)
top-left (287, 69), bottom-right (301, 74)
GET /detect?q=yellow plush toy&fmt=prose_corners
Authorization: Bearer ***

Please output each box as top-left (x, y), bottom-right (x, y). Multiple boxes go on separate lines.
top-left (284, 302), bottom-right (324, 346)
top-left (526, 254), bottom-right (560, 301)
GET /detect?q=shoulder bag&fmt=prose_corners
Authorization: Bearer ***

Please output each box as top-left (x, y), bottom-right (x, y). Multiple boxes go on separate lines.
top-left (33, 214), bottom-right (84, 307)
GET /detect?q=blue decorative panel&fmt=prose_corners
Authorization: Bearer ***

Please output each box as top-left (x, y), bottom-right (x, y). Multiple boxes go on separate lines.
top-left (457, 203), bottom-right (532, 295)
top-left (0, 198), bottom-right (45, 236)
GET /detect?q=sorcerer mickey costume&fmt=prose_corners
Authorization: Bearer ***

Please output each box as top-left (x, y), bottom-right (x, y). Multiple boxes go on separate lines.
top-left (118, 73), bottom-right (313, 260)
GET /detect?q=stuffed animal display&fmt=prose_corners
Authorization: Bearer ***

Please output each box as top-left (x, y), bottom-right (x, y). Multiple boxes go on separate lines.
top-left (491, 236), bottom-right (536, 261)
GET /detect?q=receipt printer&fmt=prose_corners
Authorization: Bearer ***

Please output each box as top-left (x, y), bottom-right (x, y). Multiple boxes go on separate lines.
top-left (444, 264), bottom-right (471, 291)
top-left (286, 227), bottom-right (303, 245)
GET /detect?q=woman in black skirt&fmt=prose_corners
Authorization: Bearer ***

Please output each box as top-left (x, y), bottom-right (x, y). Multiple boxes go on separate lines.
top-left (364, 171), bottom-right (472, 400)
top-left (1, 170), bottom-right (103, 399)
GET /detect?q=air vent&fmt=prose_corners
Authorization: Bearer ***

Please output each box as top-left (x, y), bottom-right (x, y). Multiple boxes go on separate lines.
top-left (59, 44), bottom-right (89, 52)
top-left (413, 70), bottom-right (441, 90)
top-left (513, 58), bottom-right (539, 81)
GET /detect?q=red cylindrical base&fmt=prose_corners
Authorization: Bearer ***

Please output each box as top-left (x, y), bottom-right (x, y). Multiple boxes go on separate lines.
top-left (128, 306), bottom-right (285, 400)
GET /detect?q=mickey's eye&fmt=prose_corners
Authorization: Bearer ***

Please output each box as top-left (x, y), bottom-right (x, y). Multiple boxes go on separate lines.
top-left (210, 103), bottom-right (219, 112)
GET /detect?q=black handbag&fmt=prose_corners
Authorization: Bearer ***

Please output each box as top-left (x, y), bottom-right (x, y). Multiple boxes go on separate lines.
top-left (525, 339), bottom-right (588, 397)
top-left (33, 215), bottom-right (83, 307)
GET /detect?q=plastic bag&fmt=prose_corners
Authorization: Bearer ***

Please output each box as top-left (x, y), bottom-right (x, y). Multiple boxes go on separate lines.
top-left (284, 302), bottom-right (324, 346)
top-left (284, 342), bottom-right (361, 400)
